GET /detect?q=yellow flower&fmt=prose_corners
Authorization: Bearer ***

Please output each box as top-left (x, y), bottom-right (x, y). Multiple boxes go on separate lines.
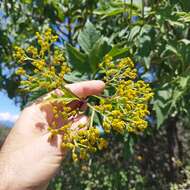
top-left (98, 138), bottom-right (108, 150)
top-left (72, 152), bottom-right (78, 162)
top-left (26, 45), bottom-right (38, 58)
top-left (16, 67), bottom-right (26, 75)
top-left (80, 149), bottom-right (88, 160)
top-left (14, 46), bottom-right (25, 62)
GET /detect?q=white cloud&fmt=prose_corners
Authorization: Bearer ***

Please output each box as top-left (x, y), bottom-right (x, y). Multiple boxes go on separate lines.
top-left (0, 112), bottom-right (19, 122)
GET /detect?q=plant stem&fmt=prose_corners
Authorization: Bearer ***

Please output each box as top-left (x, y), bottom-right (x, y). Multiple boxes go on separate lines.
top-left (142, 0), bottom-right (145, 19)
top-left (78, 143), bottom-right (88, 148)
top-left (130, 0), bottom-right (133, 20)
top-left (90, 109), bottom-right (95, 128)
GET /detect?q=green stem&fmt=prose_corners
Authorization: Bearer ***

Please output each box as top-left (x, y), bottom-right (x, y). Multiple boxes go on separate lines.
top-left (90, 109), bottom-right (95, 128)
top-left (105, 66), bottom-right (128, 85)
top-left (73, 139), bottom-right (78, 147)
top-left (87, 103), bottom-right (108, 121)
top-left (130, 0), bottom-right (133, 19)
top-left (78, 143), bottom-right (88, 148)
top-left (142, 0), bottom-right (145, 19)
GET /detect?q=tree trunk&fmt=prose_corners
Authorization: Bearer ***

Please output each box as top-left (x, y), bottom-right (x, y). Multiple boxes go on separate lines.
top-left (166, 116), bottom-right (183, 182)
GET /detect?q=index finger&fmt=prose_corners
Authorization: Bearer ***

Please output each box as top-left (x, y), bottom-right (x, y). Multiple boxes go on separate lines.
top-left (65, 80), bottom-right (105, 98)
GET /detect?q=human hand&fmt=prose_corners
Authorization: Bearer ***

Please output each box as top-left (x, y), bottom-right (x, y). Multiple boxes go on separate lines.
top-left (0, 80), bottom-right (105, 190)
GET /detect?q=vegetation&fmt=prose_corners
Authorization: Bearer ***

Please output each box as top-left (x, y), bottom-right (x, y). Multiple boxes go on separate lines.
top-left (1, 0), bottom-right (190, 189)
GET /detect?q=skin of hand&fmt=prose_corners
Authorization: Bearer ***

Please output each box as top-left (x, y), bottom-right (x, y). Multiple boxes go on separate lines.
top-left (0, 80), bottom-right (105, 190)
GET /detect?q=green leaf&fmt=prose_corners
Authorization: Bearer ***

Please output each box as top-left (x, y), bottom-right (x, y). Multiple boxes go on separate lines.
top-left (154, 103), bottom-right (172, 128)
top-left (93, 2), bottom-right (139, 18)
top-left (48, 88), bottom-right (79, 104)
top-left (177, 76), bottom-right (190, 89)
top-left (88, 38), bottom-right (111, 72)
top-left (65, 43), bottom-right (91, 73)
top-left (128, 25), bottom-right (141, 41)
top-left (171, 76), bottom-right (190, 107)
top-left (28, 89), bottom-right (48, 103)
top-left (124, 134), bottom-right (135, 159)
top-left (64, 71), bottom-right (89, 82)
top-left (154, 76), bottom-right (190, 128)
top-left (153, 86), bottom-right (173, 128)
top-left (166, 20), bottom-right (184, 28)
top-left (78, 21), bottom-right (101, 54)
top-left (98, 8), bottom-right (124, 17)
top-left (179, 39), bottom-right (190, 45)
top-left (108, 46), bottom-right (129, 58)
top-left (177, 12), bottom-right (190, 23)
top-left (162, 44), bottom-right (182, 60)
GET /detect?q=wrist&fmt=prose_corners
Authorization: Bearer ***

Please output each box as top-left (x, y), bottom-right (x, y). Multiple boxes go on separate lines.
top-left (0, 152), bottom-right (47, 190)
top-left (0, 156), bottom-right (47, 190)
top-left (0, 152), bottom-right (25, 190)
top-left (0, 152), bottom-right (14, 190)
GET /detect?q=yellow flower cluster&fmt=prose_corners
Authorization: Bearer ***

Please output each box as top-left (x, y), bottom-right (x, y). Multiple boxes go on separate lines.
top-left (14, 28), bottom-right (70, 92)
top-left (14, 46), bottom-right (25, 63)
top-left (14, 29), bottom-right (108, 161)
top-left (46, 95), bottom-right (108, 162)
top-left (14, 29), bottom-right (152, 161)
top-left (36, 28), bottom-right (58, 56)
top-left (95, 55), bottom-right (153, 134)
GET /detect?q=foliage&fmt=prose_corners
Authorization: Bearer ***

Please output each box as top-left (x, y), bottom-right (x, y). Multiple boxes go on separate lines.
top-left (170, 166), bottom-right (190, 190)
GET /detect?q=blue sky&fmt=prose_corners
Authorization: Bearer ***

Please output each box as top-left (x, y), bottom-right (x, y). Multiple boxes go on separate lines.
top-left (0, 91), bottom-right (20, 122)
top-left (0, 9), bottom-right (19, 122)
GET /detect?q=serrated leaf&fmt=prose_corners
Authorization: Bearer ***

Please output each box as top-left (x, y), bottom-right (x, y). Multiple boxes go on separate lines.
top-left (65, 43), bottom-right (90, 73)
top-left (78, 21), bottom-right (101, 54)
